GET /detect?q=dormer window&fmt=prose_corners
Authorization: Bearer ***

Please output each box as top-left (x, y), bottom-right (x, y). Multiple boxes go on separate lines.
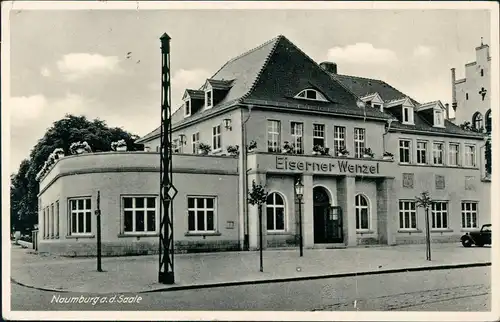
top-left (361, 93), bottom-right (384, 112)
top-left (294, 89), bottom-right (328, 102)
top-left (434, 109), bottom-right (444, 127)
top-left (205, 90), bottom-right (213, 108)
top-left (184, 99), bottom-right (191, 117)
top-left (402, 105), bottom-right (414, 125)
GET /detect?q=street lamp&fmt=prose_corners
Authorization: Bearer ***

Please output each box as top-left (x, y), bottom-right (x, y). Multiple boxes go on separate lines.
top-left (294, 179), bottom-right (304, 257)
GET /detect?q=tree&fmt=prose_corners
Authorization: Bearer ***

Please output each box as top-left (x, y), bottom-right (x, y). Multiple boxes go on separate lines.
top-left (10, 114), bottom-right (144, 233)
top-left (248, 180), bottom-right (268, 272)
top-left (415, 191), bottom-right (433, 261)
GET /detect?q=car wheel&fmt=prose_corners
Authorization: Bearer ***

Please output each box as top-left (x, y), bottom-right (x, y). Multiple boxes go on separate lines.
top-left (462, 238), bottom-right (472, 247)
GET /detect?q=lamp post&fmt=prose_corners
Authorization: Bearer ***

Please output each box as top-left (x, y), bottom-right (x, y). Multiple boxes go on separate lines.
top-left (295, 179), bottom-right (304, 257)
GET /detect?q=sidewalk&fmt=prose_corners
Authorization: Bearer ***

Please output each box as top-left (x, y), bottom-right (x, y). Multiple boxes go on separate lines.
top-left (10, 243), bottom-right (491, 294)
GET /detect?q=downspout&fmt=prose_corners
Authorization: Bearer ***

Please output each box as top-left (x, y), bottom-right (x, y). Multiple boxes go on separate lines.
top-left (240, 105), bottom-right (253, 250)
top-left (382, 118), bottom-right (398, 153)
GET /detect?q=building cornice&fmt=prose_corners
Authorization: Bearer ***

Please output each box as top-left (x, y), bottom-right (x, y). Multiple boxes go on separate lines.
top-left (388, 127), bottom-right (485, 140)
top-left (38, 166), bottom-right (239, 197)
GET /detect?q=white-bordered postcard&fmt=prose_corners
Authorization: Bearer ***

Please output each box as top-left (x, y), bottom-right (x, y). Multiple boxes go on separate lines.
top-left (2, 1), bottom-right (499, 321)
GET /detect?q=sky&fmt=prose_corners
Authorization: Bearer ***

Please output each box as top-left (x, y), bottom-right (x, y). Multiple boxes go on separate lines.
top-left (6, 6), bottom-right (492, 174)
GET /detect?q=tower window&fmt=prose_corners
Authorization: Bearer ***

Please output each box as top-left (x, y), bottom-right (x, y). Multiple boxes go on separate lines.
top-left (466, 93), bottom-right (469, 100)
top-left (481, 69), bottom-right (484, 77)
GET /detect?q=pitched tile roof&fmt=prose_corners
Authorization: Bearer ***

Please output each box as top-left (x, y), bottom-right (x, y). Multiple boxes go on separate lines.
top-left (331, 74), bottom-right (482, 138)
top-left (185, 89), bottom-right (205, 100)
top-left (137, 35), bottom-right (484, 143)
top-left (207, 79), bottom-right (235, 90)
top-left (330, 74), bottom-right (420, 105)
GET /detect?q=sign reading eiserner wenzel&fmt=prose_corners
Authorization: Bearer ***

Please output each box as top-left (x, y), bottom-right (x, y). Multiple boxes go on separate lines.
top-left (275, 156), bottom-right (380, 174)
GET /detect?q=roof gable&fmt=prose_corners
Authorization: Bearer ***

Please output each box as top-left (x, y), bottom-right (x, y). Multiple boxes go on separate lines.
top-left (245, 36), bottom-right (359, 108)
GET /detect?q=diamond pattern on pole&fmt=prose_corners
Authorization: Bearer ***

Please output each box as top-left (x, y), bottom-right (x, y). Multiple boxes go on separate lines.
top-left (165, 184), bottom-right (178, 200)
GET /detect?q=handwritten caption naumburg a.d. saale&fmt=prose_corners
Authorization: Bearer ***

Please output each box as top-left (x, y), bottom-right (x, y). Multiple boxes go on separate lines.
top-left (51, 294), bottom-right (143, 305)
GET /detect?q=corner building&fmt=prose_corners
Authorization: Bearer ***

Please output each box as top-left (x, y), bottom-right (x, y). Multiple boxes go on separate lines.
top-left (37, 35), bottom-right (490, 256)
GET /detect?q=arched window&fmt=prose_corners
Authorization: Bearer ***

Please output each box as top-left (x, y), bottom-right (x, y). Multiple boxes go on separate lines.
top-left (294, 89), bottom-right (328, 102)
top-left (355, 194), bottom-right (369, 230)
top-left (266, 192), bottom-right (285, 232)
top-left (485, 109), bottom-right (492, 133)
top-left (472, 112), bottom-right (483, 130)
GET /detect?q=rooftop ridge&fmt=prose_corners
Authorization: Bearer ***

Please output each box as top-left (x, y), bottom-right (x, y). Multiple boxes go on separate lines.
top-left (239, 35), bottom-right (284, 101)
top-left (209, 35), bottom-right (282, 81)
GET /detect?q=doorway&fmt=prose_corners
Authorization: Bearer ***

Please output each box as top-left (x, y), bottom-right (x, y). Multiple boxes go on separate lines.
top-left (313, 186), bottom-right (343, 244)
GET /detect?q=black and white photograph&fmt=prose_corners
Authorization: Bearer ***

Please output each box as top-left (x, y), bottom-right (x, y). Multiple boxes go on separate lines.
top-left (2, 1), bottom-right (499, 320)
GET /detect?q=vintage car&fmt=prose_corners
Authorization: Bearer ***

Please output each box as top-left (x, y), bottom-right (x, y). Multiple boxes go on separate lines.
top-left (461, 224), bottom-right (491, 247)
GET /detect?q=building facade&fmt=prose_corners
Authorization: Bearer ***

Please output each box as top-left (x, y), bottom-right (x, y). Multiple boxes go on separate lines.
top-left (451, 40), bottom-right (493, 177)
top-left (37, 35), bottom-right (491, 256)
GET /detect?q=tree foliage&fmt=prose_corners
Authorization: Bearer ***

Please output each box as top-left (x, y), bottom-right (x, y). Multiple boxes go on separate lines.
top-left (248, 180), bottom-right (268, 206)
top-left (10, 114), bottom-right (144, 232)
top-left (415, 191), bottom-right (433, 210)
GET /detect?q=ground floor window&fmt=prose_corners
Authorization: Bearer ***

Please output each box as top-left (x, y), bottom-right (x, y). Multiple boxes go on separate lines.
top-left (399, 200), bottom-right (417, 229)
top-left (266, 192), bottom-right (285, 231)
top-left (461, 201), bottom-right (478, 228)
top-left (123, 196), bottom-right (157, 233)
top-left (68, 198), bottom-right (92, 235)
top-left (431, 201), bottom-right (448, 229)
top-left (355, 194), bottom-right (369, 230)
top-left (188, 196), bottom-right (216, 232)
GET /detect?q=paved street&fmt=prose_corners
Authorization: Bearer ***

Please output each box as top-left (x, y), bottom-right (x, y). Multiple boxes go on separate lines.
top-left (10, 243), bottom-right (491, 293)
top-left (10, 266), bottom-right (490, 311)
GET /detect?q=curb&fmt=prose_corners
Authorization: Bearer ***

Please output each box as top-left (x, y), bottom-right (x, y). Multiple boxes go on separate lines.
top-left (142, 262), bottom-right (491, 293)
top-left (11, 262), bottom-right (491, 295)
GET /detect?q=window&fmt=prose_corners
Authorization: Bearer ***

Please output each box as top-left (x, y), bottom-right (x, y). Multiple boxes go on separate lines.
top-left (431, 202), bottom-right (448, 229)
top-left (472, 112), bottom-right (483, 130)
top-left (333, 126), bottom-right (346, 153)
top-left (267, 120), bottom-right (281, 153)
top-left (294, 89), bottom-right (328, 102)
top-left (266, 193), bottom-right (285, 231)
top-left (354, 128), bottom-right (366, 158)
top-left (433, 142), bottom-right (444, 165)
top-left (68, 198), bottom-right (92, 235)
top-left (212, 125), bottom-right (221, 151)
top-left (481, 69), bottom-right (484, 77)
top-left (416, 141), bottom-right (427, 164)
top-left (50, 204), bottom-right (54, 237)
top-left (43, 207), bottom-right (47, 238)
top-left (313, 124), bottom-right (325, 147)
top-left (449, 143), bottom-right (460, 166)
top-left (123, 197), bottom-right (157, 233)
top-left (172, 139), bottom-right (180, 153)
top-left (465, 145), bottom-right (476, 167)
top-left (466, 93), bottom-right (469, 100)
top-left (399, 200), bottom-right (417, 229)
top-left (185, 100), bottom-right (191, 116)
top-left (188, 196), bottom-right (216, 233)
top-left (355, 194), bottom-right (369, 230)
top-left (55, 201), bottom-right (59, 238)
top-left (402, 106), bottom-right (413, 124)
top-left (192, 132), bottom-right (200, 154)
top-left (206, 90), bottom-right (213, 108)
top-left (461, 201), bottom-right (478, 228)
top-left (399, 140), bottom-right (411, 163)
top-left (485, 109), bottom-right (492, 133)
top-left (373, 104), bottom-right (381, 110)
top-left (434, 110), bottom-right (444, 127)
top-left (291, 122), bottom-right (304, 154)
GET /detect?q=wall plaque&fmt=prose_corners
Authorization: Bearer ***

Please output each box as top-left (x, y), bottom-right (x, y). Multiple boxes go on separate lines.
top-left (402, 173), bottom-right (414, 188)
top-left (435, 175), bottom-right (445, 190)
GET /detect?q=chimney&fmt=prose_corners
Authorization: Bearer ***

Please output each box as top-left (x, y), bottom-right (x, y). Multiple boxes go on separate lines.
top-left (320, 61), bottom-right (337, 74)
top-left (451, 68), bottom-right (457, 111)
top-left (444, 103), bottom-right (449, 120)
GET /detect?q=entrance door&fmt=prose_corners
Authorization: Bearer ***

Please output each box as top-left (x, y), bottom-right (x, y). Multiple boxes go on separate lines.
top-left (313, 187), bottom-right (343, 244)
